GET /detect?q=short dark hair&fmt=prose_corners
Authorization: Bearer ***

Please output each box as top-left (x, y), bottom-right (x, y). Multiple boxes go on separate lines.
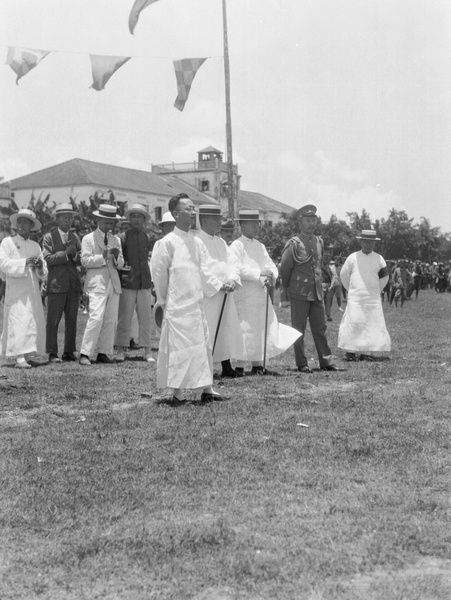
top-left (168, 193), bottom-right (189, 216)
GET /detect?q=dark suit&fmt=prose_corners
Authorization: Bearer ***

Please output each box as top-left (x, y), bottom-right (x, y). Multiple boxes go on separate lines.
top-left (43, 229), bottom-right (82, 355)
top-left (279, 233), bottom-right (332, 368)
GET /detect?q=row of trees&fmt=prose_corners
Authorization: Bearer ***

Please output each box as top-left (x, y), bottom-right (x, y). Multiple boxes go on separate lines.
top-left (1, 188), bottom-right (449, 263)
top-left (260, 209), bottom-right (451, 263)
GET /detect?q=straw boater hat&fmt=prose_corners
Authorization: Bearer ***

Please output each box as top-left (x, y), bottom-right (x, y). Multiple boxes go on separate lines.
top-left (237, 209), bottom-right (262, 221)
top-left (10, 208), bottom-right (42, 232)
top-left (53, 203), bottom-right (77, 217)
top-left (158, 211), bottom-right (176, 227)
top-left (119, 218), bottom-right (131, 228)
top-left (198, 204), bottom-right (222, 217)
top-left (295, 204), bottom-right (317, 219)
top-left (125, 203), bottom-right (150, 223)
top-left (356, 229), bottom-right (381, 241)
top-left (92, 204), bottom-right (121, 220)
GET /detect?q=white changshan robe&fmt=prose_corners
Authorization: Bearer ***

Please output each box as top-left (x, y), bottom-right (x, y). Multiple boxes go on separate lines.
top-left (229, 235), bottom-right (301, 362)
top-left (195, 230), bottom-right (245, 363)
top-left (150, 228), bottom-right (222, 390)
top-left (0, 235), bottom-right (47, 357)
top-left (338, 250), bottom-right (391, 353)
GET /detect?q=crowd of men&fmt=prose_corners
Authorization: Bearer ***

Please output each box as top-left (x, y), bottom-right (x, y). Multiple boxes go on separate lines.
top-left (0, 196), bottom-right (449, 400)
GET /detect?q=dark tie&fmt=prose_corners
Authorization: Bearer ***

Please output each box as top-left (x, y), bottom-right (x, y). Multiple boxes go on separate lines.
top-left (104, 232), bottom-right (108, 246)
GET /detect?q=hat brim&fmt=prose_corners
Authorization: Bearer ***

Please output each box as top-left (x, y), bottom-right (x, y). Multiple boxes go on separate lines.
top-left (92, 210), bottom-right (122, 220)
top-left (10, 213), bottom-right (42, 232)
top-left (356, 236), bottom-right (380, 241)
top-left (124, 209), bottom-right (150, 222)
top-left (294, 209), bottom-right (318, 219)
top-left (54, 210), bottom-right (78, 217)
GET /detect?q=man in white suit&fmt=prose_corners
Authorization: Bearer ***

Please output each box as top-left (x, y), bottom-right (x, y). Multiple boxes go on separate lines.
top-left (79, 204), bottom-right (124, 365)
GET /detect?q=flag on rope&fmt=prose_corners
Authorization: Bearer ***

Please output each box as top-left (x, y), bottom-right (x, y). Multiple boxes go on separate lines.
top-left (6, 46), bottom-right (51, 85)
top-left (129, 0), bottom-right (160, 34)
top-left (173, 58), bottom-right (207, 111)
top-left (89, 55), bottom-right (131, 91)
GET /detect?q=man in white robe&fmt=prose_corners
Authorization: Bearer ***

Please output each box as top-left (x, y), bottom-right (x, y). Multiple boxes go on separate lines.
top-left (338, 229), bottom-right (391, 361)
top-left (229, 210), bottom-right (301, 375)
top-left (150, 193), bottom-right (225, 403)
top-left (195, 205), bottom-right (245, 378)
top-left (0, 209), bottom-right (47, 368)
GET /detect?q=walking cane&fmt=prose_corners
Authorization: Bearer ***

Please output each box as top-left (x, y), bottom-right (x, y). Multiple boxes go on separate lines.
top-left (262, 284), bottom-right (270, 371)
top-left (212, 293), bottom-right (227, 355)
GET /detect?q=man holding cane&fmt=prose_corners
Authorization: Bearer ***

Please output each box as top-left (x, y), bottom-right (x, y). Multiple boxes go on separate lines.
top-left (195, 205), bottom-right (244, 378)
top-left (229, 210), bottom-right (300, 375)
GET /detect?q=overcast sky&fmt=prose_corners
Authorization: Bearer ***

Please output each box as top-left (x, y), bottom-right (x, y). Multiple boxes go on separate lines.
top-left (1, 0), bottom-right (451, 232)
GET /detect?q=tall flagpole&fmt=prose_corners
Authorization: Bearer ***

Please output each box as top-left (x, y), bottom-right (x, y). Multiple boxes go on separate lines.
top-left (222, 0), bottom-right (235, 218)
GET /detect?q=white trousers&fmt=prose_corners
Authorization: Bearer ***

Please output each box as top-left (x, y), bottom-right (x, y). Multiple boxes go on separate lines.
top-left (80, 281), bottom-right (120, 358)
top-left (115, 288), bottom-right (152, 348)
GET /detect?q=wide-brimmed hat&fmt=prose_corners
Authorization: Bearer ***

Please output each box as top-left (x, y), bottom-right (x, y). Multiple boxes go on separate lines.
top-left (53, 203), bottom-right (77, 217)
top-left (92, 204), bottom-right (121, 220)
top-left (158, 211), bottom-right (176, 227)
top-left (356, 229), bottom-right (381, 241)
top-left (237, 209), bottom-right (262, 221)
top-left (10, 208), bottom-right (42, 232)
top-left (295, 204), bottom-right (317, 219)
top-left (125, 203), bottom-right (150, 223)
top-left (198, 204), bottom-right (222, 217)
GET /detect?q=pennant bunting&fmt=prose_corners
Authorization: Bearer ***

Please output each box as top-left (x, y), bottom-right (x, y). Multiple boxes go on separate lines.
top-left (6, 46), bottom-right (51, 85)
top-left (89, 55), bottom-right (131, 91)
top-left (173, 58), bottom-right (207, 111)
top-left (129, 0), bottom-right (160, 35)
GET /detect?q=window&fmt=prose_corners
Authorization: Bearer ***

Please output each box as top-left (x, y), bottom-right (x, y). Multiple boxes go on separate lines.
top-left (155, 206), bottom-right (163, 223)
top-left (200, 180), bottom-right (210, 192)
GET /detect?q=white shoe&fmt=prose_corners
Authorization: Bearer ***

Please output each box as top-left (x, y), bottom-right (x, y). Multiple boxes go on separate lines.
top-left (338, 307), bottom-right (344, 312)
top-left (145, 355), bottom-right (155, 363)
top-left (115, 351), bottom-right (125, 362)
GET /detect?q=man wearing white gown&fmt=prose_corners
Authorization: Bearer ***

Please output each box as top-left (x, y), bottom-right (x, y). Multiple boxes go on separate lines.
top-left (195, 205), bottom-right (244, 378)
top-left (0, 209), bottom-right (47, 368)
top-left (151, 194), bottom-right (225, 403)
top-left (338, 230), bottom-right (391, 361)
top-left (229, 210), bottom-right (301, 375)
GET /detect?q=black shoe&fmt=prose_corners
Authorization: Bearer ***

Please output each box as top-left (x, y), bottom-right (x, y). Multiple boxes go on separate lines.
top-left (49, 354), bottom-right (62, 364)
top-left (221, 368), bottom-right (239, 378)
top-left (321, 364), bottom-right (346, 371)
top-left (129, 338), bottom-right (139, 350)
top-left (345, 352), bottom-right (358, 362)
top-left (62, 352), bottom-right (77, 362)
top-left (96, 353), bottom-right (115, 364)
top-left (171, 395), bottom-right (187, 404)
top-left (250, 366), bottom-right (265, 375)
top-left (200, 392), bottom-right (224, 402)
top-left (234, 367), bottom-right (245, 377)
top-left (298, 365), bottom-right (313, 373)
top-left (327, 317), bottom-right (332, 322)
top-left (359, 354), bottom-right (376, 362)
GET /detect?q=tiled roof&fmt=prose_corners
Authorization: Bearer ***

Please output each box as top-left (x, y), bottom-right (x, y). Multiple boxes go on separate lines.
top-left (238, 190), bottom-right (295, 215)
top-left (7, 158), bottom-right (217, 205)
top-left (198, 146), bottom-right (223, 154)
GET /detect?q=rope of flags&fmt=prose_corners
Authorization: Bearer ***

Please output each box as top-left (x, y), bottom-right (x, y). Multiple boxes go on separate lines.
top-left (4, 0), bottom-right (212, 111)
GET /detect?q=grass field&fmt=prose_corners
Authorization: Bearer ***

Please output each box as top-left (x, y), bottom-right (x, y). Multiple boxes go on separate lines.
top-left (1, 290), bottom-right (450, 600)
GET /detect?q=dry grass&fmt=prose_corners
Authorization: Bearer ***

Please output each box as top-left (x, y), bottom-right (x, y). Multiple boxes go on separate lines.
top-left (1, 290), bottom-right (450, 599)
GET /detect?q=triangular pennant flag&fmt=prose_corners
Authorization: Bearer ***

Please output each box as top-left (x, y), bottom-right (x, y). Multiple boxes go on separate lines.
top-left (89, 55), bottom-right (131, 91)
top-left (129, 0), bottom-right (160, 34)
top-left (6, 46), bottom-right (50, 85)
top-left (173, 58), bottom-right (207, 112)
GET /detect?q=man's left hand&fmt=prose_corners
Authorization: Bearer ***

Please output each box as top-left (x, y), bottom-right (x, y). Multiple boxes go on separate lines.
top-left (221, 280), bottom-right (236, 292)
top-left (109, 247), bottom-right (119, 259)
